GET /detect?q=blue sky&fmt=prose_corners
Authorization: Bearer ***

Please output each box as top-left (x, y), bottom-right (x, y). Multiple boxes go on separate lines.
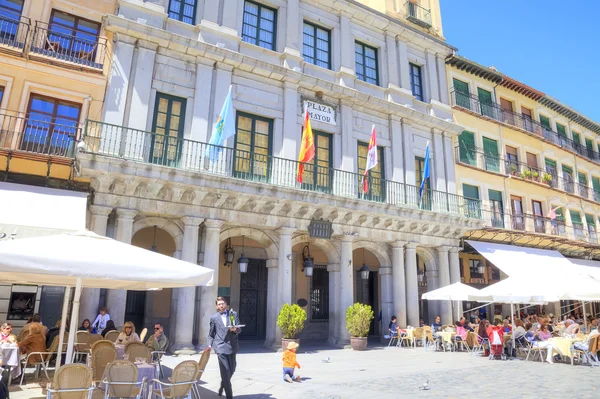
top-left (440, 0), bottom-right (600, 123)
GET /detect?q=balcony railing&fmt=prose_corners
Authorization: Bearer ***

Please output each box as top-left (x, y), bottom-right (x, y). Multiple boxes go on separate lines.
top-left (30, 21), bottom-right (106, 69)
top-left (450, 90), bottom-right (600, 165)
top-left (406, 2), bottom-right (432, 28)
top-left (0, 14), bottom-right (29, 54)
top-left (0, 111), bottom-right (79, 157)
top-left (83, 120), bottom-right (482, 219)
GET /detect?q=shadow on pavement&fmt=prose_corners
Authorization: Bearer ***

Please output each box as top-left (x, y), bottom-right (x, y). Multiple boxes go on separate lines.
top-left (195, 385), bottom-right (278, 399)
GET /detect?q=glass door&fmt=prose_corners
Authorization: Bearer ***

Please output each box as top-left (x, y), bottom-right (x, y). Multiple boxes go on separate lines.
top-left (150, 93), bottom-right (186, 167)
top-left (532, 200), bottom-right (544, 233)
top-left (511, 196), bottom-right (524, 230)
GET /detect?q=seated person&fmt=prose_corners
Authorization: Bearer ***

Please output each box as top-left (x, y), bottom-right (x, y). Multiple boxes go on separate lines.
top-left (146, 323), bottom-right (169, 352)
top-left (573, 328), bottom-right (600, 353)
top-left (502, 319), bottom-right (512, 333)
top-left (46, 319), bottom-right (67, 348)
top-left (524, 323), bottom-right (537, 342)
top-left (460, 317), bottom-right (474, 332)
top-left (18, 323), bottom-right (46, 366)
top-left (0, 323), bottom-right (16, 344)
top-left (532, 325), bottom-right (558, 364)
top-left (388, 316), bottom-right (399, 337)
top-left (20, 314), bottom-right (48, 338)
top-left (565, 320), bottom-right (580, 337)
top-left (101, 320), bottom-right (117, 338)
top-left (454, 321), bottom-right (468, 341)
top-left (431, 316), bottom-right (442, 333)
top-left (115, 321), bottom-right (140, 344)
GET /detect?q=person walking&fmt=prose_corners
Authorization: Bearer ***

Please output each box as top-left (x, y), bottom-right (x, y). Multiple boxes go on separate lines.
top-left (205, 297), bottom-right (242, 399)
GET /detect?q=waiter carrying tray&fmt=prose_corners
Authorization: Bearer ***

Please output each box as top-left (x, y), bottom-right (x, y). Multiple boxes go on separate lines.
top-left (205, 296), bottom-right (243, 399)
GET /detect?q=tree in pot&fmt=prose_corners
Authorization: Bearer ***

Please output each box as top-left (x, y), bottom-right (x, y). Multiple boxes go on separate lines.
top-left (277, 304), bottom-right (307, 349)
top-left (346, 303), bottom-right (374, 350)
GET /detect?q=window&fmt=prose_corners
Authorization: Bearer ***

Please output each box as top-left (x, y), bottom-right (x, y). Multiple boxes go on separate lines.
top-left (48, 10), bottom-right (100, 50)
top-left (150, 93), bottom-right (186, 166)
top-left (453, 78), bottom-right (470, 109)
top-left (482, 137), bottom-right (499, 172)
top-left (521, 106), bottom-right (534, 132)
top-left (526, 152), bottom-right (537, 169)
top-left (168, 0), bottom-right (197, 25)
top-left (242, 1), bottom-right (277, 51)
top-left (477, 87), bottom-right (495, 119)
top-left (570, 210), bottom-right (584, 239)
top-left (553, 206), bottom-right (566, 236)
top-left (462, 184), bottom-right (480, 219)
top-left (409, 63), bottom-right (423, 101)
top-left (585, 138), bottom-right (595, 158)
top-left (572, 131), bottom-right (580, 145)
top-left (22, 95), bottom-right (80, 156)
top-left (302, 130), bottom-right (332, 191)
top-left (355, 42), bottom-right (378, 85)
top-left (505, 146), bottom-right (518, 175)
top-left (586, 214), bottom-right (597, 241)
top-left (578, 172), bottom-right (588, 197)
top-left (458, 130), bottom-right (475, 166)
top-left (0, 86), bottom-right (4, 105)
top-left (234, 112), bottom-right (272, 181)
top-left (539, 115), bottom-right (551, 130)
top-left (488, 189), bottom-right (504, 228)
top-left (562, 165), bottom-right (574, 193)
top-left (510, 195), bottom-right (524, 231)
top-left (0, 0), bottom-right (22, 21)
top-left (310, 265), bottom-right (329, 321)
top-left (302, 22), bottom-right (330, 69)
top-left (500, 98), bottom-right (514, 125)
top-left (545, 158), bottom-right (557, 187)
top-left (556, 123), bottom-right (567, 137)
top-left (592, 176), bottom-right (600, 202)
top-left (469, 259), bottom-right (483, 279)
top-left (532, 200), bottom-right (544, 233)
top-left (357, 142), bottom-right (384, 200)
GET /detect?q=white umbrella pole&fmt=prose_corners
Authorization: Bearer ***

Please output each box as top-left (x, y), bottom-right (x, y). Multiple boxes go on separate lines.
top-left (510, 302), bottom-right (515, 356)
top-left (55, 286), bottom-right (71, 369)
top-left (583, 301), bottom-right (587, 332)
top-left (65, 278), bottom-right (82, 364)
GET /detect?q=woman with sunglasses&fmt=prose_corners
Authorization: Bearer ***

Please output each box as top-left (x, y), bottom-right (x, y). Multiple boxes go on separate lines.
top-left (0, 323), bottom-right (16, 344)
top-left (115, 321), bottom-right (140, 344)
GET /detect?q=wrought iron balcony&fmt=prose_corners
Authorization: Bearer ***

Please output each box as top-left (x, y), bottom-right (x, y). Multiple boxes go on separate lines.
top-left (83, 120), bottom-right (482, 219)
top-left (406, 2), bottom-right (432, 28)
top-left (0, 111), bottom-right (79, 157)
top-left (0, 14), bottom-right (29, 55)
top-left (29, 21), bottom-right (106, 70)
top-left (450, 90), bottom-right (600, 165)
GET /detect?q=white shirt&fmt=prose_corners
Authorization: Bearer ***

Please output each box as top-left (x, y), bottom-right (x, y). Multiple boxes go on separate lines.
top-left (220, 311), bottom-right (228, 327)
top-left (93, 314), bottom-right (110, 329)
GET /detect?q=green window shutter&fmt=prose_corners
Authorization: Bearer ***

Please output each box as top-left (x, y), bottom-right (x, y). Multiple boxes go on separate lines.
top-left (539, 115), bottom-right (551, 130)
top-left (578, 172), bottom-right (588, 186)
top-left (453, 79), bottom-right (470, 95)
top-left (482, 137), bottom-right (499, 172)
top-left (545, 158), bottom-right (556, 168)
top-left (562, 165), bottom-right (573, 175)
top-left (488, 189), bottom-right (503, 202)
top-left (556, 123), bottom-right (567, 137)
top-left (592, 176), bottom-right (600, 193)
top-left (462, 184), bottom-right (479, 200)
top-left (586, 138), bottom-right (594, 152)
top-left (572, 131), bottom-right (580, 144)
top-left (477, 88), bottom-right (495, 118)
top-left (554, 207), bottom-right (564, 221)
top-left (570, 210), bottom-right (582, 225)
top-left (585, 214), bottom-right (596, 227)
top-left (453, 79), bottom-right (471, 109)
top-left (477, 88), bottom-right (493, 104)
top-left (458, 131), bottom-right (476, 166)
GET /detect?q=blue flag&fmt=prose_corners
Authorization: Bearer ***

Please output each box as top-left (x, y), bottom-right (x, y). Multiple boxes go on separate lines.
top-left (419, 141), bottom-right (430, 200)
top-left (206, 86), bottom-right (235, 162)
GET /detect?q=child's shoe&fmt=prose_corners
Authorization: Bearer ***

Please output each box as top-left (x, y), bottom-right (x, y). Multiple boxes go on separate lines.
top-left (294, 376), bottom-right (301, 382)
top-left (285, 375), bottom-right (293, 383)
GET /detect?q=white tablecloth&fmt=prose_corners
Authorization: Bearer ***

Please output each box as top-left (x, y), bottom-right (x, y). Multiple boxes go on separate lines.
top-left (115, 345), bottom-right (125, 360)
top-left (99, 362), bottom-right (156, 393)
top-left (1, 346), bottom-right (21, 379)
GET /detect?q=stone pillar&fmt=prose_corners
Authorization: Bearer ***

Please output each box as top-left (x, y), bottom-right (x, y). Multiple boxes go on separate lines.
top-left (265, 259), bottom-right (279, 349)
top-left (396, 41), bottom-right (411, 92)
top-left (172, 217), bottom-right (203, 351)
top-left (433, 132), bottom-right (446, 193)
top-left (390, 116), bottom-right (405, 184)
top-left (449, 248), bottom-right (462, 320)
top-left (107, 209), bottom-right (137, 327)
top-left (405, 243), bottom-right (419, 327)
top-left (437, 246), bottom-right (452, 324)
top-left (125, 43), bottom-right (157, 131)
top-left (425, 49), bottom-right (440, 102)
top-left (402, 122), bottom-right (415, 186)
top-left (197, 219), bottom-right (223, 347)
top-left (391, 241), bottom-right (407, 327)
top-left (340, 100), bottom-right (354, 172)
top-left (278, 228), bottom-right (294, 306)
top-left (338, 11), bottom-right (355, 87)
top-left (339, 235), bottom-right (354, 343)
top-left (436, 54), bottom-right (449, 105)
top-left (443, 132), bottom-right (456, 194)
top-left (279, 82), bottom-right (299, 160)
top-left (282, 0), bottom-right (302, 69)
top-left (327, 263), bottom-right (341, 345)
top-left (80, 205), bottom-right (112, 322)
top-left (385, 32), bottom-right (399, 88)
top-left (380, 265), bottom-right (393, 334)
top-left (221, 0), bottom-right (241, 34)
top-left (103, 37), bottom-right (135, 126)
top-left (190, 61), bottom-right (215, 143)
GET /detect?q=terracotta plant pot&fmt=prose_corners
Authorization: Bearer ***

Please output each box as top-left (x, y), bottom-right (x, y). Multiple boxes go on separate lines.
top-left (282, 338), bottom-right (300, 350)
top-left (350, 337), bottom-right (368, 351)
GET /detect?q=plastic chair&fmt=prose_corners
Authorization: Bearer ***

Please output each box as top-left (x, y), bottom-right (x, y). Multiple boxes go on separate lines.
top-left (103, 360), bottom-right (147, 399)
top-left (139, 328), bottom-right (148, 343)
top-left (125, 342), bottom-right (151, 363)
top-left (90, 341), bottom-right (117, 383)
top-left (152, 360), bottom-right (199, 398)
top-left (104, 331), bottom-right (120, 343)
top-left (46, 363), bottom-right (94, 399)
top-left (385, 330), bottom-right (398, 347)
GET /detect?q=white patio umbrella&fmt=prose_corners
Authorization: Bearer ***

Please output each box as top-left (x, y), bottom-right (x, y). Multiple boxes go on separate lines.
top-left (421, 282), bottom-right (481, 301)
top-left (0, 230), bottom-right (215, 367)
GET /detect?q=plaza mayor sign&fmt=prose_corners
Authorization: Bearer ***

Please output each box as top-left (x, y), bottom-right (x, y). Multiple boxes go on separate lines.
top-left (304, 100), bottom-right (336, 126)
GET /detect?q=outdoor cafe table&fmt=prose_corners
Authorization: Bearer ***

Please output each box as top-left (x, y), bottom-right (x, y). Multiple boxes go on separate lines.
top-left (115, 344), bottom-right (125, 360)
top-left (549, 336), bottom-right (586, 361)
top-left (0, 345), bottom-right (20, 380)
top-left (436, 332), bottom-right (455, 350)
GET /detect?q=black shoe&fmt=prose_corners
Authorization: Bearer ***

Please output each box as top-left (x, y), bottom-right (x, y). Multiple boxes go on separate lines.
top-left (218, 386), bottom-right (223, 397)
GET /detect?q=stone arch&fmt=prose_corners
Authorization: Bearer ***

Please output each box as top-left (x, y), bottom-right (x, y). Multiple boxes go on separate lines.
top-left (352, 240), bottom-right (391, 266)
top-left (219, 227), bottom-right (278, 259)
top-left (417, 246), bottom-right (437, 270)
top-left (291, 235), bottom-right (341, 264)
top-left (133, 217), bottom-right (184, 252)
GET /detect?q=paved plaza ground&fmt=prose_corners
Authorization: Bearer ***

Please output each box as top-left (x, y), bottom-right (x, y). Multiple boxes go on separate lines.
top-left (9, 341), bottom-right (600, 399)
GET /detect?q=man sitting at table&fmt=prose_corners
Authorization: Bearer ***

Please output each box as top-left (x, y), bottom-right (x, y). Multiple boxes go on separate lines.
top-left (146, 323), bottom-right (169, 352)
top-left (502, 319), bottom-right (512, 333)
top-left (459, 317), bottom-right (474, 332)
top-left (565, 320), bottom-right (580, 337)
top-left (431, 316), bottom-right (442, 333)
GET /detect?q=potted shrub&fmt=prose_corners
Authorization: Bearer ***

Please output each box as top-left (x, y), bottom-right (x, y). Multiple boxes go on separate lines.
top-left (523, 170), bottom-right (533, 180)
top-left (277, 304), bottom-right (306, 349)
top-left (543, 173), bottom-right (552, 185)
top-left (508, 164), bottom-right (517, 175)
top-left (519, 172), bottom-right (526, 179)
top-left (532, 171), bottom-right (539, 181)
top-left (346, 303), bottom-right (374, 350)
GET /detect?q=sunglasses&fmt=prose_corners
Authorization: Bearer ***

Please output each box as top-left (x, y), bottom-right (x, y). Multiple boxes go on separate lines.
top-left (154, 327), bottom-right (160, 330)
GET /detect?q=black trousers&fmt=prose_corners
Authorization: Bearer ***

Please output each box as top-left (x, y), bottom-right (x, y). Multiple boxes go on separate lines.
top-left (217, 353), bottom-right (237, 399)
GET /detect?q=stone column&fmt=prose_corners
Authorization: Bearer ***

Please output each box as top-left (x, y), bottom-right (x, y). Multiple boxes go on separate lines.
top-left (282, 0), bottom-right (302, 70)
top-left (396, 41), bottom-right (411, 92)
top-left (437, 246), bottom-right (452, 324)
top-left (327, 263), bottom-right (341, 345)
top-left (443, 132), bottom-right (457, 194)
top-left (190, 61), bottom-right (215, 143)
top-left (339, 235), bottom-right (354, 343)
top-left (279, 82), bottom-right (299, 160)
top-left (172, 217), bottom-right (203, 351)
top-left (436, 54), bottom-right (449, 105)
top-left (405, 243), bottom-right (419, 327)
top-left (197, 219), bottom-right (223, 347)
top-left (221, 0), bottom-right (241, 34)
top-left (385, 32), bottom-right (399, 88)
top-left (449, 248), bottom-right (462, 320)
top-left (391, 241), bottom-right (407, 327)
top-left (125, 43), bottom-right (157, 131)
top-left (433, 132), bottom-right (446, 194)
top-left (338, 11), bottom-right (355, 88)
top-left (278, 228), bottom-right (294, 306)
top-left (265, 259), bottom-right (279, 349)
top-left (402, 122), bottom-right (416, 187)
top-left (380, 265), bottom-right (393, 334)
top-left (80, 205), bottom-right (112, 322)
top-left (425, 49), bottom-right (440, 102)
top-left (103, 37), bottom-right (135, 126)
top-left (106, 209), bottom-right (137, 327)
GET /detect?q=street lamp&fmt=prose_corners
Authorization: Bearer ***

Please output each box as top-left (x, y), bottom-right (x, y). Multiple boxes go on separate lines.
top-left (359, 248), bottom-right (370, 280)
top-left (223, 238), bottom-right (235, 267)
top-left (417, 266), bottom-right (424, 283)
top-left (237, 235), bottom-right (249, 274)
top-left (301, 244), bottom-right (314, 277)
top-left (150, 226), bottom-right (158, 252)
top-left (477, 261), bottom-right (485, 275)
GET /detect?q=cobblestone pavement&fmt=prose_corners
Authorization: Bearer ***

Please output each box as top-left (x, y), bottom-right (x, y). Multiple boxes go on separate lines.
top-left (9, 344), bottom-right (600, 398)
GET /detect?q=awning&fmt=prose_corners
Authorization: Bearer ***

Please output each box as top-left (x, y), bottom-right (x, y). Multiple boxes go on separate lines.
top-left (0, 182), bottom-right (87, 240)
top-left (422, 282), bottom-right (481, 301)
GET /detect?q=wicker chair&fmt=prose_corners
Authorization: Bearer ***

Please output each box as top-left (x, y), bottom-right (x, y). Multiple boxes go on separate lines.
top-left (46, 363), bottom-right (94, 399)
top-left (152, 360), bottom-right (199, 399)
top-left (104, 331), bottom-right (120, 343)
top-left (88, 334), bottom-right (103, 347)
top-left (90, 341), bottom-right (117, 383)
top-left (139, 328), bottom-right (148, 343)
top-left (413, 328), bottom-right (426, 348)
top-left (125, 342), bottom-right (151, 363)
top-left (102, 360), bottom-right (146, 399)
top-left (191, 351), bottom-right (210, 399)
top-left (74, 331), bottom-right (92, 363)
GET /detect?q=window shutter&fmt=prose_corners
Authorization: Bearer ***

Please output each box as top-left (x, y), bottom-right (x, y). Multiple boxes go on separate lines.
top-left (526, 152), bottom-right (537, 168)
top-left (482, 137), bottom-right (499, 172)
top-left (578, 172), bottom-right (587, 186)
top-left (554, 207), bottom-right (564, 221)
top-left (462, 184), bottom-right (479, 200)
top-left (586, 138), bottom-right (594, 152)
top-left (586, 214), bottom-right (596, 227)
top-left (570, 210), bottom-right (582, 225)
top-left (556, 123), bottom-right (567, 136)
top-left (539, 115), bottom-right (551, 129)
top-left (592, 176), bottom-right (600, 193)
top-left (458, 131), bottom-right (476, 165)
top-left (572, 132), bottom-right (580, 144)
top-left (562, 165), bottom-right (573, 175)
top-left (488, 189), bottom-right (503, 202)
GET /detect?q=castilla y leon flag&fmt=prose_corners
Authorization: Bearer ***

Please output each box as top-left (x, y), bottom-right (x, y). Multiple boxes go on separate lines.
top-left (362, 125), bottom-right (378, 193)
top-left (296, 109), bottom-right (315, 183)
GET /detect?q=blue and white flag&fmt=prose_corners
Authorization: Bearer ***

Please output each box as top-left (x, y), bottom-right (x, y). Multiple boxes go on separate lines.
top-left (206, 86), bottom-right (235, 162)
top-left (419, 141), bottom-right (431, 201)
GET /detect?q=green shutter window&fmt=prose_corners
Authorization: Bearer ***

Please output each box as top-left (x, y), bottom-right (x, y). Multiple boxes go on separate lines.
top-left (482, 137), bottom-right (499, 172)
top-left (556, 123), bottom-right (567, 137)
top-left (585, 214), bottom-right (596, 227)
top-left (462, 184), bottom-right (479, 199)
top-left (554, 207), bottom-right (564, 221)
top-left (570, 210), bottom-right (582, 225)
top-left (462, 184), bottom-right (480, 219)
top-left (579, 172), bottom-right (588, 186)
top-left (453, 79), bottom-right (470, 109)
top-left (586, 138), bottom-right (594, 154)
top-left (477, 88), bottom-right (495, 118)
top-left (488, 189), bottom-right (504, 228)
top-left (592, 176), bottom-right (600, 193)
top-left (572, 131), bottom-right (580, 144)
top-left (488, 189), bottom-right (503, 202)
top-left (562, 165), bottom-right (573, 175)
top-left (545, 158), bottom-right (557, 168)
top-left (458, 131), bottom-right (476, 166)
top-left (539, 115), bottom-right (551, 130)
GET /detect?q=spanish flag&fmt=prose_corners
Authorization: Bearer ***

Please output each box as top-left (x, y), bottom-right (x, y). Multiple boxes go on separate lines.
top-left (296, 109), bottom-right (315, 183)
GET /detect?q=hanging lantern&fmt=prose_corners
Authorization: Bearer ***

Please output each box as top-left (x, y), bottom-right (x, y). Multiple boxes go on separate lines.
top-left (302, 244), bottom-right (314, 277)
top-left (223, 238), bottom-right (235, 267)
top-left (150, 226), bottom-right (158, 252)
top-left (477, 261), bottom-right (486, 275)
top-left (238, 236), bottom-right (249, 273)
top-left (359, 263), bottom-right (370, 280)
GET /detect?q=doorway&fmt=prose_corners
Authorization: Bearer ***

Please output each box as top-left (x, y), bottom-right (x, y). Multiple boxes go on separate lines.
top-left (39, 286), bottom-right (65, 328)
top-left (355, 271), bottom-right (379, 336)
top-left (125, 291), bottom-right (146, 334)
top-left (238, 259), bottom-right (268, 340)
